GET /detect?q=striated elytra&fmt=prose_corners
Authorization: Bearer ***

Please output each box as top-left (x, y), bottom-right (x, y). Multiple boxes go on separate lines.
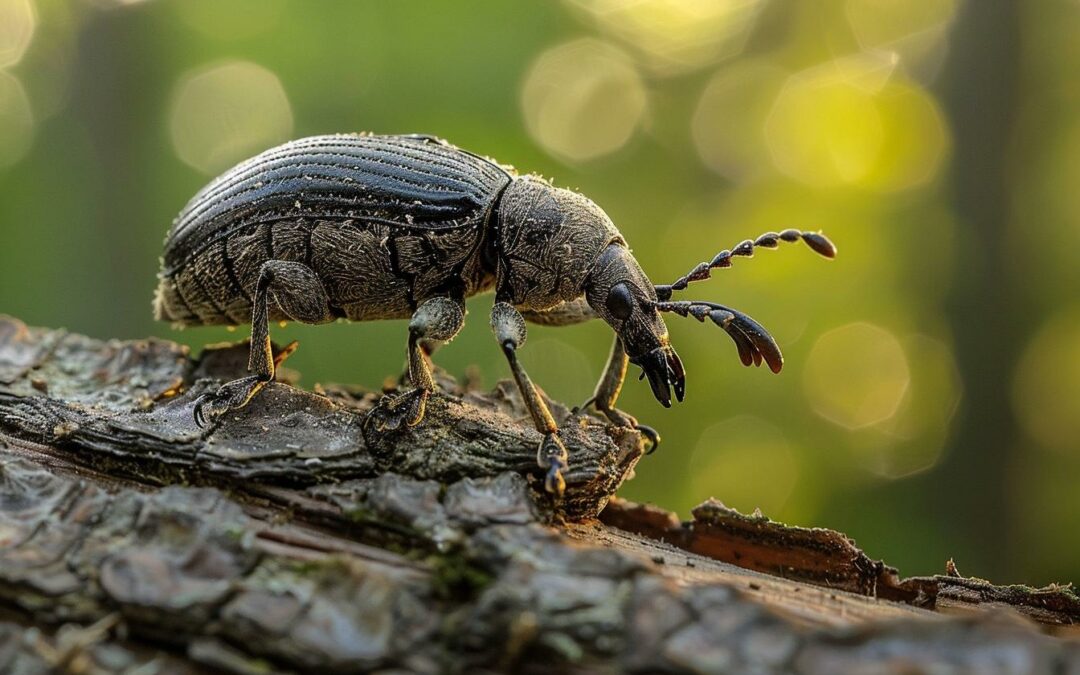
top-left (155, 133), bottom-right (835, 497)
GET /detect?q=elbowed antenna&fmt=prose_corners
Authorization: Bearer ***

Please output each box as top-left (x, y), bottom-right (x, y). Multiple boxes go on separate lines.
top-left (650, 299), bottom-right (784, 373)
top-left (654, 229), bottom-right (836, 301)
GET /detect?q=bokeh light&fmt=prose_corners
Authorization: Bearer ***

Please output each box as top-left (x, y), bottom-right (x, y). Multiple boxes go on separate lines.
top-left (845, 0), bottom-right (958, 80)
top-left (765, 54), bottom-right (949, 191)
top-left (0, 0), bottom-right (1077, 587)
top-left (853, 334), bottom-right (962, 478)
top-left (14, 1), bottom-right (75, 123)
top-left (688, 415), bottom-right (798, 515)
top-left (0, 71), bottom-right (34, 168)
top-left (564, 0), bottom-right (764, 75)
top-left (1013, 308), bottom-right (1080, 455)
top-left (0, 0), bottom-right (35, 68)
top-left (169, 60), bottom-right (293, 175)
top-left (804, 322), bottom-right (910, 430)
top-left (861, 80), bottom-right (950, 191)
top-left (692, 60), bottom-right (788, 182)
top-left (521, 38), bottom-right (647, 163)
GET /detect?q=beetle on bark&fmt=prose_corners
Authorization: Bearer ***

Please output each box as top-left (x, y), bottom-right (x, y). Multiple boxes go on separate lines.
top-left (154, 134), bottom-right (835, 496)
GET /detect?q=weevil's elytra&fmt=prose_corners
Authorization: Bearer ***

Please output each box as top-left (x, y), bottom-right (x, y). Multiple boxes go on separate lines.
top-left (154, 133), bottom-right (835, 496)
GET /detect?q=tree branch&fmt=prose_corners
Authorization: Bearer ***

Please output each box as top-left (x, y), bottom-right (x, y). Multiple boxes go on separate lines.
top-left (1, 315), bottom-right (1077, 674)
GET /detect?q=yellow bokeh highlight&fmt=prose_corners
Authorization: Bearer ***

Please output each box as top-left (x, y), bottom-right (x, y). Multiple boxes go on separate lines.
top-left (804, 322), bottom-right (910, 430)
top-left (564, 0), bottom-right (764, 75)
top-left (0, 0), bottom-right (35, 68)
top-left (765, 55), bottom-right (949, 191)
top-left (169, 61), bottom-right (293, 175)
top-left (0, 71), bottom-right (34, 168)
top-left (688, 415), bottom-right (798, 515)
top-left (521, 38), bottom-right (647, 163)
top-left (692, 60), bottom-right (788, 182)
top-left (15, 0), bottom-right (76, 123)
top-left (861, 81), bottom-right (950, 191)
top-left (1013, 308), bottom-right (1080, 455)
top-left (855, 334), bottom-right (962, 478)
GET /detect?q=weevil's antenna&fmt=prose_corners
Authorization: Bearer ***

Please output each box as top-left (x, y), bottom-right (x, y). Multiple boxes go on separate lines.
top-left (651, 299), bottom-right (784, 374)
top-left (654, 229), bottom-right (836, 301)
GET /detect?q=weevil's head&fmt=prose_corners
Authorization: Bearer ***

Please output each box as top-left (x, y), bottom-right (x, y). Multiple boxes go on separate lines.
top-left (585, 243), bottom-right (685, 407)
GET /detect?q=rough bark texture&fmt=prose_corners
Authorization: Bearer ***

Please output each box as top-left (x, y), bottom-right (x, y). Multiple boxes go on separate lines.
top-left (0, 315), bottom-right (1078, 674)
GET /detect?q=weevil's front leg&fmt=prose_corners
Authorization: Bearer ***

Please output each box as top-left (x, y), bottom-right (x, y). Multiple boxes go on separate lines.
top-left (194, 260), bottom-right (331, 427)
top-left (576, 337), bottom-right (661, 452)
top-left (491, 301), bottom-right (569, 497)
top-left (366, 296), bottom-right (465, 432)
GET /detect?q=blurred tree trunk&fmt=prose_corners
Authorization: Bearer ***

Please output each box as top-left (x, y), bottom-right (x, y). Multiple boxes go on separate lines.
top-left (1, 316), bottom-right (1077, 674)
top-left (70, 9), bottom-right (164, 338)
top-left (938, 0), bottom-right (1022, 580)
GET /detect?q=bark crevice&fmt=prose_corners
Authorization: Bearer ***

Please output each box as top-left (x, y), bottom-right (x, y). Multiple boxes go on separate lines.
top-left (0, 315), bottom-right (1077, 674)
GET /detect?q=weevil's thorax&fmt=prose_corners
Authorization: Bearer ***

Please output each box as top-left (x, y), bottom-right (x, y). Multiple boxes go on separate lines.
top-left (492, 176), bottom-right (623, 310)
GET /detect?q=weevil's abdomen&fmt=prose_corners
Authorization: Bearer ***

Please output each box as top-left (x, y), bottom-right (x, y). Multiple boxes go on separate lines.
top-left (154, 134), bottom-right (512, 325)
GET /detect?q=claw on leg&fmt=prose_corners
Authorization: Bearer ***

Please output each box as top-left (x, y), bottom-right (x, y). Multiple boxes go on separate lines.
top-left (636, 424), bottom-right (661, 454)
top-left (191, 259), bottom-right (332, 428)
top-left (193, 375), bottom-right (269, 428)
top-left (573, 401), bottom-right (662, 454)
top-left (538, 433), bottom-right (569, 497)
top-left (576, 335), bottom-right (661, 454)
top-left (365, 388), bottom-right (429, 433)
top-left (600, 408), bottom-right (661, 454)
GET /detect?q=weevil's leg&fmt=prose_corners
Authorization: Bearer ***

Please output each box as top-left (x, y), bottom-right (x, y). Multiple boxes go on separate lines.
top-left (194, 260), bottom-right (333, 427)
top-left (396, 339), bottom-right (442, 386)
top-left (366, 296), bottom-right (465, 432)
top-left (576, 337), bottom-right (661, 453)
top-left (520, 298), bottom-right (660, 451)
top-left (491, 301), bottom-right (569, 497)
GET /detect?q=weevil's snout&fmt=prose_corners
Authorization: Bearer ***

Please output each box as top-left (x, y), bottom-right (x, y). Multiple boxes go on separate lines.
top-left (631, 344), bottom-right (685, 407)
top-left (585, 243), bottom-right (686, 407)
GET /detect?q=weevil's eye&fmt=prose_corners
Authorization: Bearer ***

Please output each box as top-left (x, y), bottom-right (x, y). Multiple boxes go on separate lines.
top-left (606, 282), bottom-right (635, 320)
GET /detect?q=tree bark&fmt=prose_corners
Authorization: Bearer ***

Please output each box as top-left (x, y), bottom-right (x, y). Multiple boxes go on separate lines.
top-left (0, 315), bottom-right (1077, 674)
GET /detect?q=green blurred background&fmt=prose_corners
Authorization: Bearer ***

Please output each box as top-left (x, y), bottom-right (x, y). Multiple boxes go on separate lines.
top-left (1, 0), bottom-right (1077, 585)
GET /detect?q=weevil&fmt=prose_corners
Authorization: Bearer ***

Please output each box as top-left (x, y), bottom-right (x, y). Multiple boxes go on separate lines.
top-left (154, 134), bottom-right (835, 496)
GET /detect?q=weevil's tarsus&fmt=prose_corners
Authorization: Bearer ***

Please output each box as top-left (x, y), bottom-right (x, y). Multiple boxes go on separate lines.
top-left (538, 433), bottom-right (569, 497)
top-left (194, 374), bottom-right (268, 428)
top-left (573, 337), bottom-right (662, 453)
top-left (366, 387), bottom-right (429, 431)
top-left (365, 296), bottom-right (464, 434)
top-left (194, 261), bottom-right (332, 427)
top-left (655, 229), bottom-right (836, 300)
